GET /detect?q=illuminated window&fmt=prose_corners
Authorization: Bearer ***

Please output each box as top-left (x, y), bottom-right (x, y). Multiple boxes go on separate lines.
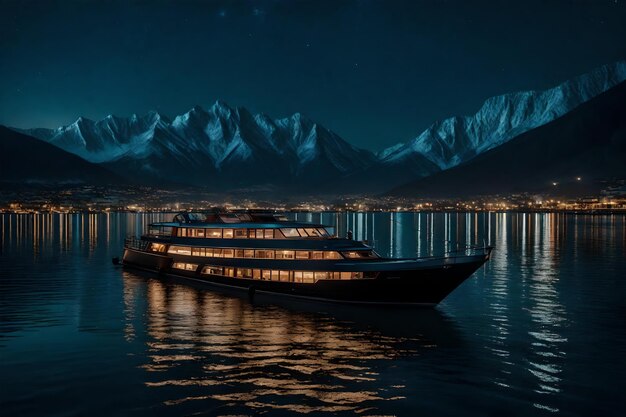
top-left (235, 249), bottom-right (245, 258)
top-left (255, 250), bottom-right (274, 259)
top-left (310, 251), bottom-right (324, 259)
top-left (223, 229), bottom-right (234, 239)
top-left (305, 228), bottom-right (321, 237)
top-left (201, 266), bottom-right (223, 275)
top-left (253, 269), bottom-right (261, 279)
top-left (295, 251), bottom-right (309, 260)
top-left (315, 271), bottom-right (330, 280)
top-left (342, 251), bottom-right (378, 259)
top-left (224, 267), bottom-right (235, 277)
top-left (264, 229), bottom-right (274, 239)
top-left (261, 270), bottom-right (271, 280)
top-left (244, 249), bottom-right (254, 258)
top-left (271, 270), bottom-right (279, 280)
top-left (150, 243), bottom-right (167, 252)
top-left (237, 268), bottom-right (253, 278)
top-left (302, 271), bottom-right (315, 283)
top-left (177, 228), bottom-right (188, 237)
top-left (297, 228), bottom-right (307, 237)
top-left (168, 246), bottom-right (191, 255)
top-left (234, 229), bottom-right (247, 238)
top-left (323, 251), bottom-right (342, 259)
top-left (223, 249), bottom-right (234, 258)
top-left (280, 228), bottom-right (299, 237)
top-left (248, 229), bottom-right (256, 238)
top-left (316, 228), bottom-right (329, 237)
top-left (172, 262), bottom-right (197, 271)
top-left (206, 229), bottom-right (222, 238)
top-left (212, 248), bottom-right (222, 257)
top-left (192, 247), bottom-right (204, 256)
top-left (279, 270), bottom-right (290, 282)
top-left (275, 250), bottom-right (295, 259)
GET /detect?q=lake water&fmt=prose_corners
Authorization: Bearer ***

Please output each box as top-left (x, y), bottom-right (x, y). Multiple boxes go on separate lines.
top-left (1, 212), bottom-right (625, 416)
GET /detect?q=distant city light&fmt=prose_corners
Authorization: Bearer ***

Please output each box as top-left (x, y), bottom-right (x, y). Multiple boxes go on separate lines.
top-left (552, 182), bottom-right (558, 186)
top-left (577, 177), bottom-right (582, 181)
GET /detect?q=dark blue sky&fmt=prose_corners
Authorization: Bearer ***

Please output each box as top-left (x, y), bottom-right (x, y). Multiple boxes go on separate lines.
top-left (1, 0), bottom-right (625, 150)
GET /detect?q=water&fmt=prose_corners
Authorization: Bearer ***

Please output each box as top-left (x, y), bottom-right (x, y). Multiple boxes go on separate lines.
top-left (1, 212), bottom-right (625, 416)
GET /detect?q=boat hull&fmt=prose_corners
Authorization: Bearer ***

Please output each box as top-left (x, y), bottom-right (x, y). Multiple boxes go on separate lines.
top-left (122, 248), bottom-right (489, 305)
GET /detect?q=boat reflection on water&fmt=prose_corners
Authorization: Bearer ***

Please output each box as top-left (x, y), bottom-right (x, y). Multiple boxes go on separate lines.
top-left (122, 270), bottom-right (464, 414)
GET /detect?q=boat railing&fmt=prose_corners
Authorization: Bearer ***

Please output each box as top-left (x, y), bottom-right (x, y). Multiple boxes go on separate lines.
top-left (124, 236), bottom-right (150, 251)
top-left (442, 242), bottom-right (493, 263)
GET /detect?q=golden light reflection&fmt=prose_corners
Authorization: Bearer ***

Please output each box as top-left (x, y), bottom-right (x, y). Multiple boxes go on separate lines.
top-left (122, 273), bottom-right (441, 414)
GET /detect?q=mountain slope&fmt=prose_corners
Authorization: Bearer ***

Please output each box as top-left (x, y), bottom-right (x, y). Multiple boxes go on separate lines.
top-left (387, 80), bottom-right (626, 198)
top-left (21, 102), bottom-right (376, 190)
top-left (0, 126), bottom-right (122, 186)
top-left (379, 60), bottom-right (626, 171)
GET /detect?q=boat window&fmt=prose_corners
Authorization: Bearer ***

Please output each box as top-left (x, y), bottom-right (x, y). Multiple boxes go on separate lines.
top-left (256, 249), bottom-right (274, 259)
top-left (206, 229), bottom-right (222, 238)
top-left (253, 269), bottom-right (261, 279)
top-left (256, 229), bottom-right (265, 238)
top-left (261, 270), bottom-right (271, 280)
top-left (264, 229), bottom-right (274, 239)
top-left (168, 246), bottom-right (191, 255)
top-left (212, 248), bottom-right (222, 257)
top-left (302, 271), bottom-right (315, 283)
top-left (316, 228), bottom-right (329, 237)
top-left (236, 268), bottom-right (253, 278)
top-left (297, 228), bottom-right (307, 237)
top-left (223, 249), bottom-right (234, 258)
top-left (342, 250), bottom-right (378, 259)
top-left (275, 250), bottom-right (295, 259)
top-left (234, 229), bottom-right (247, 238)
top-left (150, 243), bottom-right (167, 252)
top-left (315, 271), bottom-right (330, 280)
top-left (323, 251), bottom-right (342, 259)
top-left (192, 247), bottom-right (204, 256)
top-left (202, 266), bottom-right (223, 275)
top-left (295, 251), bottom-right (309, 260)
top-left (304, 228), bottom-right (321, 237)
top-left (235, 249), bottom-right (245, 258)
top-left (223, 229), bottom-right (234, 239)
top-left (310, 251), bottom-right (324, 260)
top-left (177, 228), bottom-right (188, 237)
top-left (172, 262), bottom-right (198, 271)
top-left (244, 249), bottom-right (254, 258)
top-left (248, 229), bottom-right (256, 238)
top-left (280, 228), bottom-right (299, 238)
top-left (224, 267), bottom-right (235, 277)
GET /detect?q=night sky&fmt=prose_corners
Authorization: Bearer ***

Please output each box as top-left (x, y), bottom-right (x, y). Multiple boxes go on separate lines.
top-left (1, 0), bottom-right (625, 150)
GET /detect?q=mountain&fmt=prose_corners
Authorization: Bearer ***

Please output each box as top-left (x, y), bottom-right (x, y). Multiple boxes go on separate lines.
top-left (15, 60), bottom-right (626, 194)
top-left (387, 80), bottom-right (626, 198)
top-left (378, 60), bottom-right (626, 172)
top-left (20, 102), bottom-right (376, 190)
top-left (0, 126), bottom-right (122, 186)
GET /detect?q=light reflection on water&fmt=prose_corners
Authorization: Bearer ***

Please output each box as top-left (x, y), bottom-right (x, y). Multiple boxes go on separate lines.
top-left (1, 212), bottom-right (625, 416)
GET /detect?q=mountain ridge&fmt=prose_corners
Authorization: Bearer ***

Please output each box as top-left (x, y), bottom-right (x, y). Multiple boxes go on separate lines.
top-left (13, 60), bottom-right (626, 194)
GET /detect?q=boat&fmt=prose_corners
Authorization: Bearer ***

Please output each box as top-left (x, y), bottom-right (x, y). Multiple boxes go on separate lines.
top-left (121, 211), bottom-right (493, 306)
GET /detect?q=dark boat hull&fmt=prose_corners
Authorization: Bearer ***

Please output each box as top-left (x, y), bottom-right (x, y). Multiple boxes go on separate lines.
top-left (122, 248), bottom-right (489, 306)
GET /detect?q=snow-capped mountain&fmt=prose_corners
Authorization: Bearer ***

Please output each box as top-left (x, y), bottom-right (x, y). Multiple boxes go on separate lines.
top-left (379, 60), bottom-right (626, 170)
top-left (16, 60), bottom-right (626, 193)
top-left (21, 101), bottom-right (375, 188)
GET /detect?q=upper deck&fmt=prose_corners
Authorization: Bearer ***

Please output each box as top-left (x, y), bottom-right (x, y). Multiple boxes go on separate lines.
top-left (149, 211), bottom-right (334, 240)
